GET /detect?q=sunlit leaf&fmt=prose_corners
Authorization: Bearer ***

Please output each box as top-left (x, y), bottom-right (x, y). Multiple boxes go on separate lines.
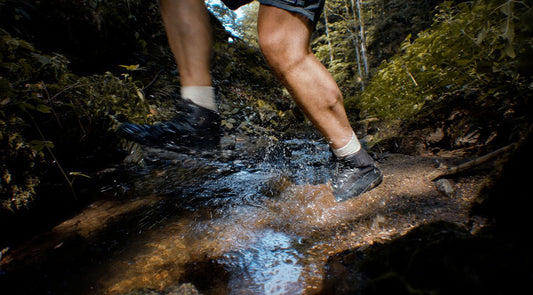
top-left (69, 172), bottom-right (91, 179)
top-left (119, 64), bottom-right (140, 71)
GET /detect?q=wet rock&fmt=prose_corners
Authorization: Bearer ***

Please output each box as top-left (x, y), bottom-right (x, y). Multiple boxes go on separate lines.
top-left (435, 178), bottom-right (454, 197)
top-left (260, 175), bottom-right (292, 199)
top-left (360, 134), bottom-right (374, 148)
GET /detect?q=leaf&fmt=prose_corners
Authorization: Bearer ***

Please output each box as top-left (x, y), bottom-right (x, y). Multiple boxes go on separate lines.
top-left (119, 64), bottom-right (140, 71)
top-left (136, 88), bottom-right (144, 101)
top-left (69, 172), bottom-right (91, 179)
top-left (475, 25), bottom-right (488, 45)
top-left (504, 42), bottom-right (516, 58)
top-left (43, 141), bottom-right (55, 148)
top-left (400, 34), bottom-right (412, 51)
top-left (502, 20), bottom-right (515, 43)
top-left (35, 104), bottom-right (52, 113)
top-left (29, 140), bottom-right (54, 151)
top-left (500, 2), bottom-right (511, 16)
top-left (19, 102), bottom-right (35, 111)
top-left (0, 97), bottom-right (10, 106)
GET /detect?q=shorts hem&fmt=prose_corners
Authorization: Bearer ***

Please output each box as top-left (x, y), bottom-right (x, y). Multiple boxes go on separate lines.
top-left (258, 0), bottom-right (316, 24)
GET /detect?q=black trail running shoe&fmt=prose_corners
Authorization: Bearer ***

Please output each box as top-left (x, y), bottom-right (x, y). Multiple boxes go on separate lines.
top-left (331, 149), bottom-right (383, 202)
top-left (119, 99), bottom-right (221, 153)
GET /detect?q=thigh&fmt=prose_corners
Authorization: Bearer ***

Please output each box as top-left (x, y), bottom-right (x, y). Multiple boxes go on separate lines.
top-left (258, 0), bottom-right (325, 27)
top-left (257, 3), bottom-right (312, 51)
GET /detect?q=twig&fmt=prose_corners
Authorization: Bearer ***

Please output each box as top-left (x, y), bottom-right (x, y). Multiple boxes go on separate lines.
top-left (50, 81), bottom-right (81, 100)
top-left (41, 81), bottom-right (62, 128)
top-left (27, 112), bottom-right (77, 200)
top-left (427, 143), bottom-right (516, 181)
top-left (141, 70), bottom-right (162, 91)
top-left (406, 69), bottom-right (418, 86)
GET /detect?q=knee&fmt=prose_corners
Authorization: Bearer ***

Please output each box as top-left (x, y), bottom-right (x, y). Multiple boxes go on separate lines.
top-left (258, 32), bottom-right (305, 74)
top-left (258, 32), bottom-right (284, 68)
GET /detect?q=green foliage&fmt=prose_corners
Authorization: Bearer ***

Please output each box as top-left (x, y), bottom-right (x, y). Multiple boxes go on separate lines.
top-left (350, 0), bottom-right (532, 146)
top-left (364, 0), bottom-right (444, 70)
top-left (313, 0), bottom-right (364, 91)
top-left (312, 0), bottom-right (442, 100)
top-left (0, 121), bottom-right (42, 212)
top-left (0, 29), bottom-right (52, 212)
top-left (212, 37), bottom-right (297, 135)
top-left (0, 29), bottom-right (151, 213)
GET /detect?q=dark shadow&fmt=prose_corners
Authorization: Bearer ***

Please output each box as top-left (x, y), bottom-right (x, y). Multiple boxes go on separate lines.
top-left (180, 258), bottom-right (231, 295)
top-left (319, 134), bottom-right (533, 295)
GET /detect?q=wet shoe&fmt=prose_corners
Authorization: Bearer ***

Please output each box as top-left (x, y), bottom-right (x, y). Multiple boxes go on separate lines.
top-left (119, 98), bottom-right (221, 153)
top-left (331, 149), bottom-right (383, 202)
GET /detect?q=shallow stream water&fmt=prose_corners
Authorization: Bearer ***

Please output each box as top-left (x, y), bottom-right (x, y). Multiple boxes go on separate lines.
top-left (103, 138), bottom-right (341, 294)
top-left (2, 135), bottom-right (472, 294)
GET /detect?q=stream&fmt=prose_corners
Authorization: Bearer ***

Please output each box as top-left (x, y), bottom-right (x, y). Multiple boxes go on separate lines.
top-left (0, 135), bottom-right (479, 294)
top-left (107, 137), bottom-right (340, 294)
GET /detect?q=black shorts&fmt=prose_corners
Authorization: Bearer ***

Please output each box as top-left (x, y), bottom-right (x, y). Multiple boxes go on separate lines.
top-left (221, 0), bottom-right (325, 26)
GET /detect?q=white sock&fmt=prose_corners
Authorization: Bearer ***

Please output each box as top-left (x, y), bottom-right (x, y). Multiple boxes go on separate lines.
top-left (181, 86), bottom-right (217, 112)
top-left (332, 132), bottom-right (361, 158)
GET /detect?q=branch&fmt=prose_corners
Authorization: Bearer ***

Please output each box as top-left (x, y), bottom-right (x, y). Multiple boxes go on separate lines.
top-left (427, 143), bottom-right (517, 181)
top-left (141, 70), bottom-right (162, 91)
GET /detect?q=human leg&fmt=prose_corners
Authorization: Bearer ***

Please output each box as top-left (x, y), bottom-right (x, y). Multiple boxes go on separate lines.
top-left (159, 0), bottom-right (212, 87)
top-left (159, 0), bottom-right (217, 110)
top-left (119, 0), bottom-right (221, 152)
top-left (257, 4), bottom-right (381, 200)
top-left (257, 5), bottom-right (353, 149)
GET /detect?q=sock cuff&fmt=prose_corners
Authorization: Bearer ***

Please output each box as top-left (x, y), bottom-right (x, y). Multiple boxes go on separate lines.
top-left (332, 132), bottom-right (361, 158)
top-left (181, 86), bottom-right (217, 111)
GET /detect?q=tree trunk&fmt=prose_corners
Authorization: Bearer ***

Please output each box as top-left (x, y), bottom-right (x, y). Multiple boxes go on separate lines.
top-left (354, 0), bottom-right (369, 77)
top-left (323, 5), bottom-right (335, 65)
top-left (344, 0), bottom-right (364, 90)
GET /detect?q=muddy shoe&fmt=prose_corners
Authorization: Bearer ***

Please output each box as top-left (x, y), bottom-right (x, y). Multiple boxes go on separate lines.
top-left (119, 98), bottom-right (221, 153)
top-left (331, 149), bottom-right (383, 202)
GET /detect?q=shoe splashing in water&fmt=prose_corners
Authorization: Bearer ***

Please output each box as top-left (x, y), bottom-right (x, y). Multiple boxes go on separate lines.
top-left (119, 98), bottom-right (221, 154)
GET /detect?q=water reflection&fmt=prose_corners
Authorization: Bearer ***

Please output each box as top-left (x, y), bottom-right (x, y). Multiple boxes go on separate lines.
top-left (221, 229), bottom-right (303, 295)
